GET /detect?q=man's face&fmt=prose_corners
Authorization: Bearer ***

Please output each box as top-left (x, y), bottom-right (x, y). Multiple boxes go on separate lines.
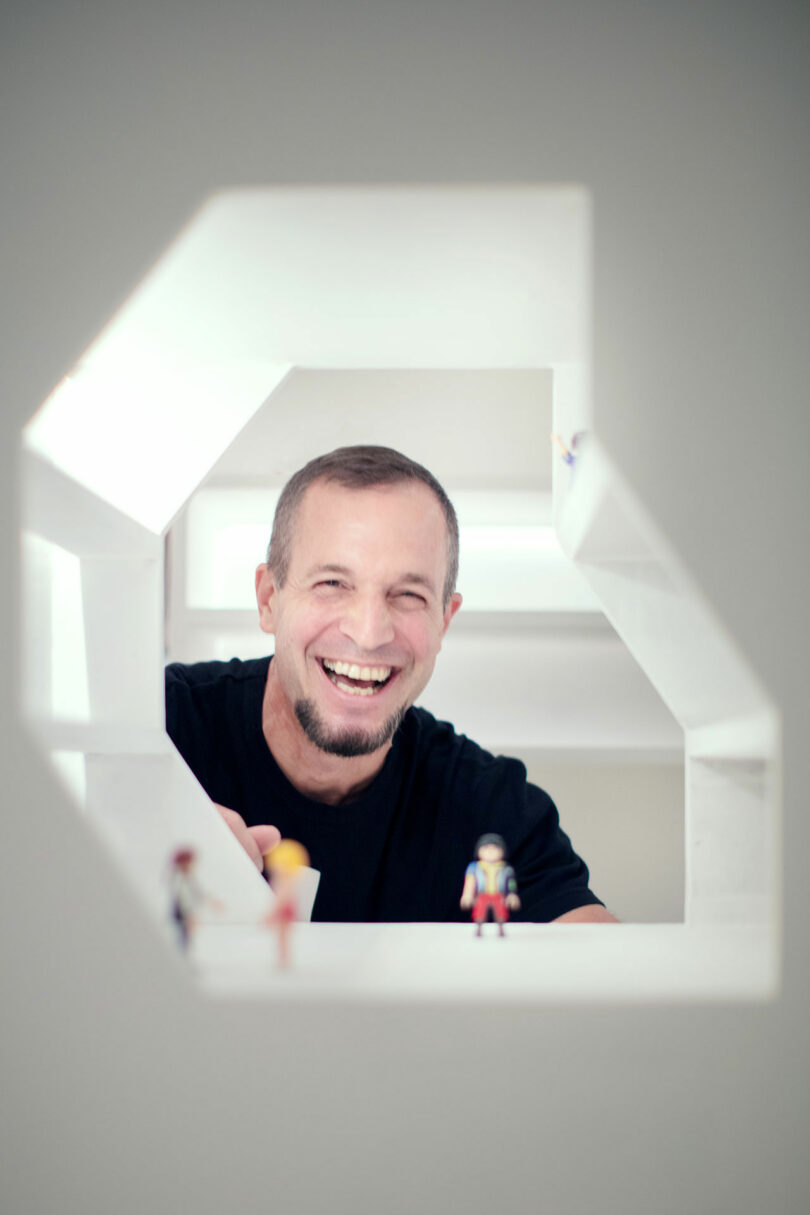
top-left (256, 479), bottom-right (462, 757)
top-left (477, 843), bottom-right (505, 864)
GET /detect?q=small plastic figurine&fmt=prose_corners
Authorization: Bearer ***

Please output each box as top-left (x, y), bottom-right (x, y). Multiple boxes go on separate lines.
top-left (460, 833), bottom-right (521, 937)
top-left (263, 839), bottom-right (311, 968)
top-left (551, 431), bottom-right (586, 469)
top-left (168, 846), bottom-right (222, 951)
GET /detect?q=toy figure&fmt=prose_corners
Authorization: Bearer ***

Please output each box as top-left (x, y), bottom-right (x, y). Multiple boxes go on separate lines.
top-left (168, 846), bottom-right (222, 951)
top-left (550, 431), bottom-right (586, 468)
top-left (263, 839), bottom-right (311, 968)
top-left (460, 833), bottom-right (521, 937)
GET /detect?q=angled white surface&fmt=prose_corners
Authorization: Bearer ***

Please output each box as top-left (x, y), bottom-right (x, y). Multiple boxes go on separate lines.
top-left (25, 361), bottom-right (291, 533)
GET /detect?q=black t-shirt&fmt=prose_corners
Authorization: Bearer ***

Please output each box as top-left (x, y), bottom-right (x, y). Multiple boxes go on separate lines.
top-left (165, 656), bottom-right (603, 923)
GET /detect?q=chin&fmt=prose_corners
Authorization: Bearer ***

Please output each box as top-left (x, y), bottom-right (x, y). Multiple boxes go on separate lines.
top-left (295, 697), bottom-right (407, 758)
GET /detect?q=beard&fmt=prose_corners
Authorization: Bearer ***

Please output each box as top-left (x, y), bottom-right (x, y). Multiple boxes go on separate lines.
top-left (294, 697), bottom-right (407, 758)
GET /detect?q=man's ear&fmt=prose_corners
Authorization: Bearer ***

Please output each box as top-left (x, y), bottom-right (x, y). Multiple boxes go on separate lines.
top-left (441, 591), bottom-right (463, 638)
top-left (255, 564), bottom-right (277, 635)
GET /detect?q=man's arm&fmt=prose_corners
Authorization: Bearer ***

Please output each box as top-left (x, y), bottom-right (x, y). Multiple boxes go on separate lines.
top-left (553, 904), bottom-right (619, 923)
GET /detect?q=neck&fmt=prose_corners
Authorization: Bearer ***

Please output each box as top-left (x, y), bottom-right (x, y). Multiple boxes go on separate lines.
top-left (261, 662), bottom-right (392, 805)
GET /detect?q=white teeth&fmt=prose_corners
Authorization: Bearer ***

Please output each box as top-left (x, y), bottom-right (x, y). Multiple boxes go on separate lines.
top-left (335, 679), bottom-right (376, 697)
top-left (322, 659), bottom-right (392, 682)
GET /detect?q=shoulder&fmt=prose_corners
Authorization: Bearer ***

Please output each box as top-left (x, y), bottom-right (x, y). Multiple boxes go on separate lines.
top-left (404, 705), bottom-right (506, 768)
top-left (165, 656), bottom-right (270, 743)
top-left (402, 705), bottom-right (557, 834)
top-left (166, 655), bottom-right (270, 696)
top-left (405, 705), bottom-right (538, 796)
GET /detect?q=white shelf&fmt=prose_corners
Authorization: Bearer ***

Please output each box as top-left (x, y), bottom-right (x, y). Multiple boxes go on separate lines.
top-left (192, 921), bottom-right (777, 1005)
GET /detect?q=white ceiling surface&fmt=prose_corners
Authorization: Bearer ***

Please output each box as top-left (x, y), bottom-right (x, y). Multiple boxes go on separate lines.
top-left (91, 186), bottom-right (589, 371)
top-left (207, 368), bottom-right (554, 493)
top-left (23, 187), bottom-right (587, 532)
top-left (424, 629), bottom-right (683, 756)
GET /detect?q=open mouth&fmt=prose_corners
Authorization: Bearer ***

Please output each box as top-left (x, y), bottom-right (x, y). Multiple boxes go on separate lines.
top-left (318, 658), bottom-right (397, 698)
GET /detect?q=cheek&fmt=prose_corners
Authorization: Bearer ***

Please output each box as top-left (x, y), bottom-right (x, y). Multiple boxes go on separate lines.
top-left (400, 616), bottom-right (444, 663)
top-left (280, 601), bottom-right (331, 644)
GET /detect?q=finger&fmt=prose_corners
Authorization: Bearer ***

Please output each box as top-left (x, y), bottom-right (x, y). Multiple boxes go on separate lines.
top-left (250, 824), bottom-right (282, 862)
top-left (213, 803), bottom-right (264, 869)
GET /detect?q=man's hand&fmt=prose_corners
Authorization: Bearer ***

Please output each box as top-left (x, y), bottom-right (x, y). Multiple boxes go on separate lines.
top-left (506, 893), bottom-right (521, 911)
top-left (213, 803), bottom-right (281, 870)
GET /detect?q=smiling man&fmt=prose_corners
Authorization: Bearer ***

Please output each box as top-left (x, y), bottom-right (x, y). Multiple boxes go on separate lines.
top-left (166, 446), bottom-right (616, 923)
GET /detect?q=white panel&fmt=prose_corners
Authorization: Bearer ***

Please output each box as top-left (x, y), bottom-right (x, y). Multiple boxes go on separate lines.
top-left (210, 368), bottom-right (554, 490)
top-left (25, 362), bottom-right (291, 533)
top-left (21, 449), bottom-right (159, 559)
top-left (686, 757), bottom-right (778, 926)
top-left (20, 532), bottom-right (90, 722)
top-left (420, 628), bottom-right (683, 755)
top-left (84, 747), bottom-right (274, 925)
top-left (555, 427), bottom-right (780, 933)
top-left (84, 187), bottom-right (590, 371)
top-left (80, 556), bottom-right (163, 727)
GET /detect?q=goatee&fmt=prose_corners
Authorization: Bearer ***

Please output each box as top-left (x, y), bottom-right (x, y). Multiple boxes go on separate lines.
top-left (294, 698), bottom-right (406, 757)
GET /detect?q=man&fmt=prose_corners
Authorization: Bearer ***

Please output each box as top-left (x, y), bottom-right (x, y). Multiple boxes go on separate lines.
top-left (166, 445), bottom-right (616, 923)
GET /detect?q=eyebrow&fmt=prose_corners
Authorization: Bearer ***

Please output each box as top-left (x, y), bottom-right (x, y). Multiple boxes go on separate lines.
top-left (396, 572), bottom-right (438, 595)
top-left (305, 564), bottom-right (438, 596)
top-left (305, 564), bottom-right (353, 579)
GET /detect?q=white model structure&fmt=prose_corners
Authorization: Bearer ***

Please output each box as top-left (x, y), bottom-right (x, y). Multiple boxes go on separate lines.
top-left (20, 186), bottom-right (779, 997)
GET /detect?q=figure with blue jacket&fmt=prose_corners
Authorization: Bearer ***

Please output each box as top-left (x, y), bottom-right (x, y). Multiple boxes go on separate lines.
top-left (460, 833), bottom-right (521, 936)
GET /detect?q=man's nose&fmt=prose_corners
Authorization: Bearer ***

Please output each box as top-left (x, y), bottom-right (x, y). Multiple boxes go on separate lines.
top-left (338, 593), bottom-right (395, 651)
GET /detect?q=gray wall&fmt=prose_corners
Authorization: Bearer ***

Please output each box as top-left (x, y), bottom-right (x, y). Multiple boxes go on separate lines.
top-left (525, 757), bottom-right (685, 923)
top-left (2, 4), bottom-right (808, 1214)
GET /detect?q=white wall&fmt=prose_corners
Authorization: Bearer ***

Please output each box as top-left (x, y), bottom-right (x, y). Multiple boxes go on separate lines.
top-left (2, 4), bottom-right (808, 1214)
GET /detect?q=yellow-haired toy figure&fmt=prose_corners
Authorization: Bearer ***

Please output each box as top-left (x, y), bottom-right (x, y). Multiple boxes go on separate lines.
top-left (263, 839), bottom-right (310, 968)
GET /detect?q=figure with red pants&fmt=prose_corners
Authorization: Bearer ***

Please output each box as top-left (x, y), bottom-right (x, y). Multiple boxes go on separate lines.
top-left (460, 833), bottom-right (521, 936)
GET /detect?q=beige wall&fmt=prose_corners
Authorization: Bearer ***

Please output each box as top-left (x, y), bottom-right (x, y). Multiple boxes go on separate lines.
top-left (523, 755), bottom-right (685, 922)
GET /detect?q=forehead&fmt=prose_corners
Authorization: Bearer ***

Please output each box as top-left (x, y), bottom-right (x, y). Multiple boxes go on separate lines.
top-left (291, 478), bottom-right (448, 570)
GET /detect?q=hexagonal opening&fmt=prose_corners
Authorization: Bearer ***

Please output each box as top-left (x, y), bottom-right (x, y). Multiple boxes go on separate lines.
top-left (19, 186), bottom-right (779, 1002)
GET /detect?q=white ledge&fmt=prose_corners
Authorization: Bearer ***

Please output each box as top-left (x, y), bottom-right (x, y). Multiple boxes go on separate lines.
top-left (192, 922), bottom-right (777, 1005)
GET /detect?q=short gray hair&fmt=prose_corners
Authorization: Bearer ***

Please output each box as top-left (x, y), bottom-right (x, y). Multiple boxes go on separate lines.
top-left (266, 445), bottom-right (459, 607)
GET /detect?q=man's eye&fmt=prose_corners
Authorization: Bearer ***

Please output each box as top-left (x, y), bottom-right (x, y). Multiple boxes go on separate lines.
top-left (315, 580), bottom-right (344, 590)
top-left (396, 591), bottom-right (427, 605)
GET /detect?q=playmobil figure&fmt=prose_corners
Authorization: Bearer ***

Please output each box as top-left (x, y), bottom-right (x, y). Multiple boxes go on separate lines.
top-left (168, 846), bottom-right (222, 951)
top-left (551, 431), bottom-right (586, 468)
top-left (460, 833), bottom-right (521, 936)
top-left (263, 839), bottom-right (311, 967)
top-left (551, 432), bottom-right (575, 466)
